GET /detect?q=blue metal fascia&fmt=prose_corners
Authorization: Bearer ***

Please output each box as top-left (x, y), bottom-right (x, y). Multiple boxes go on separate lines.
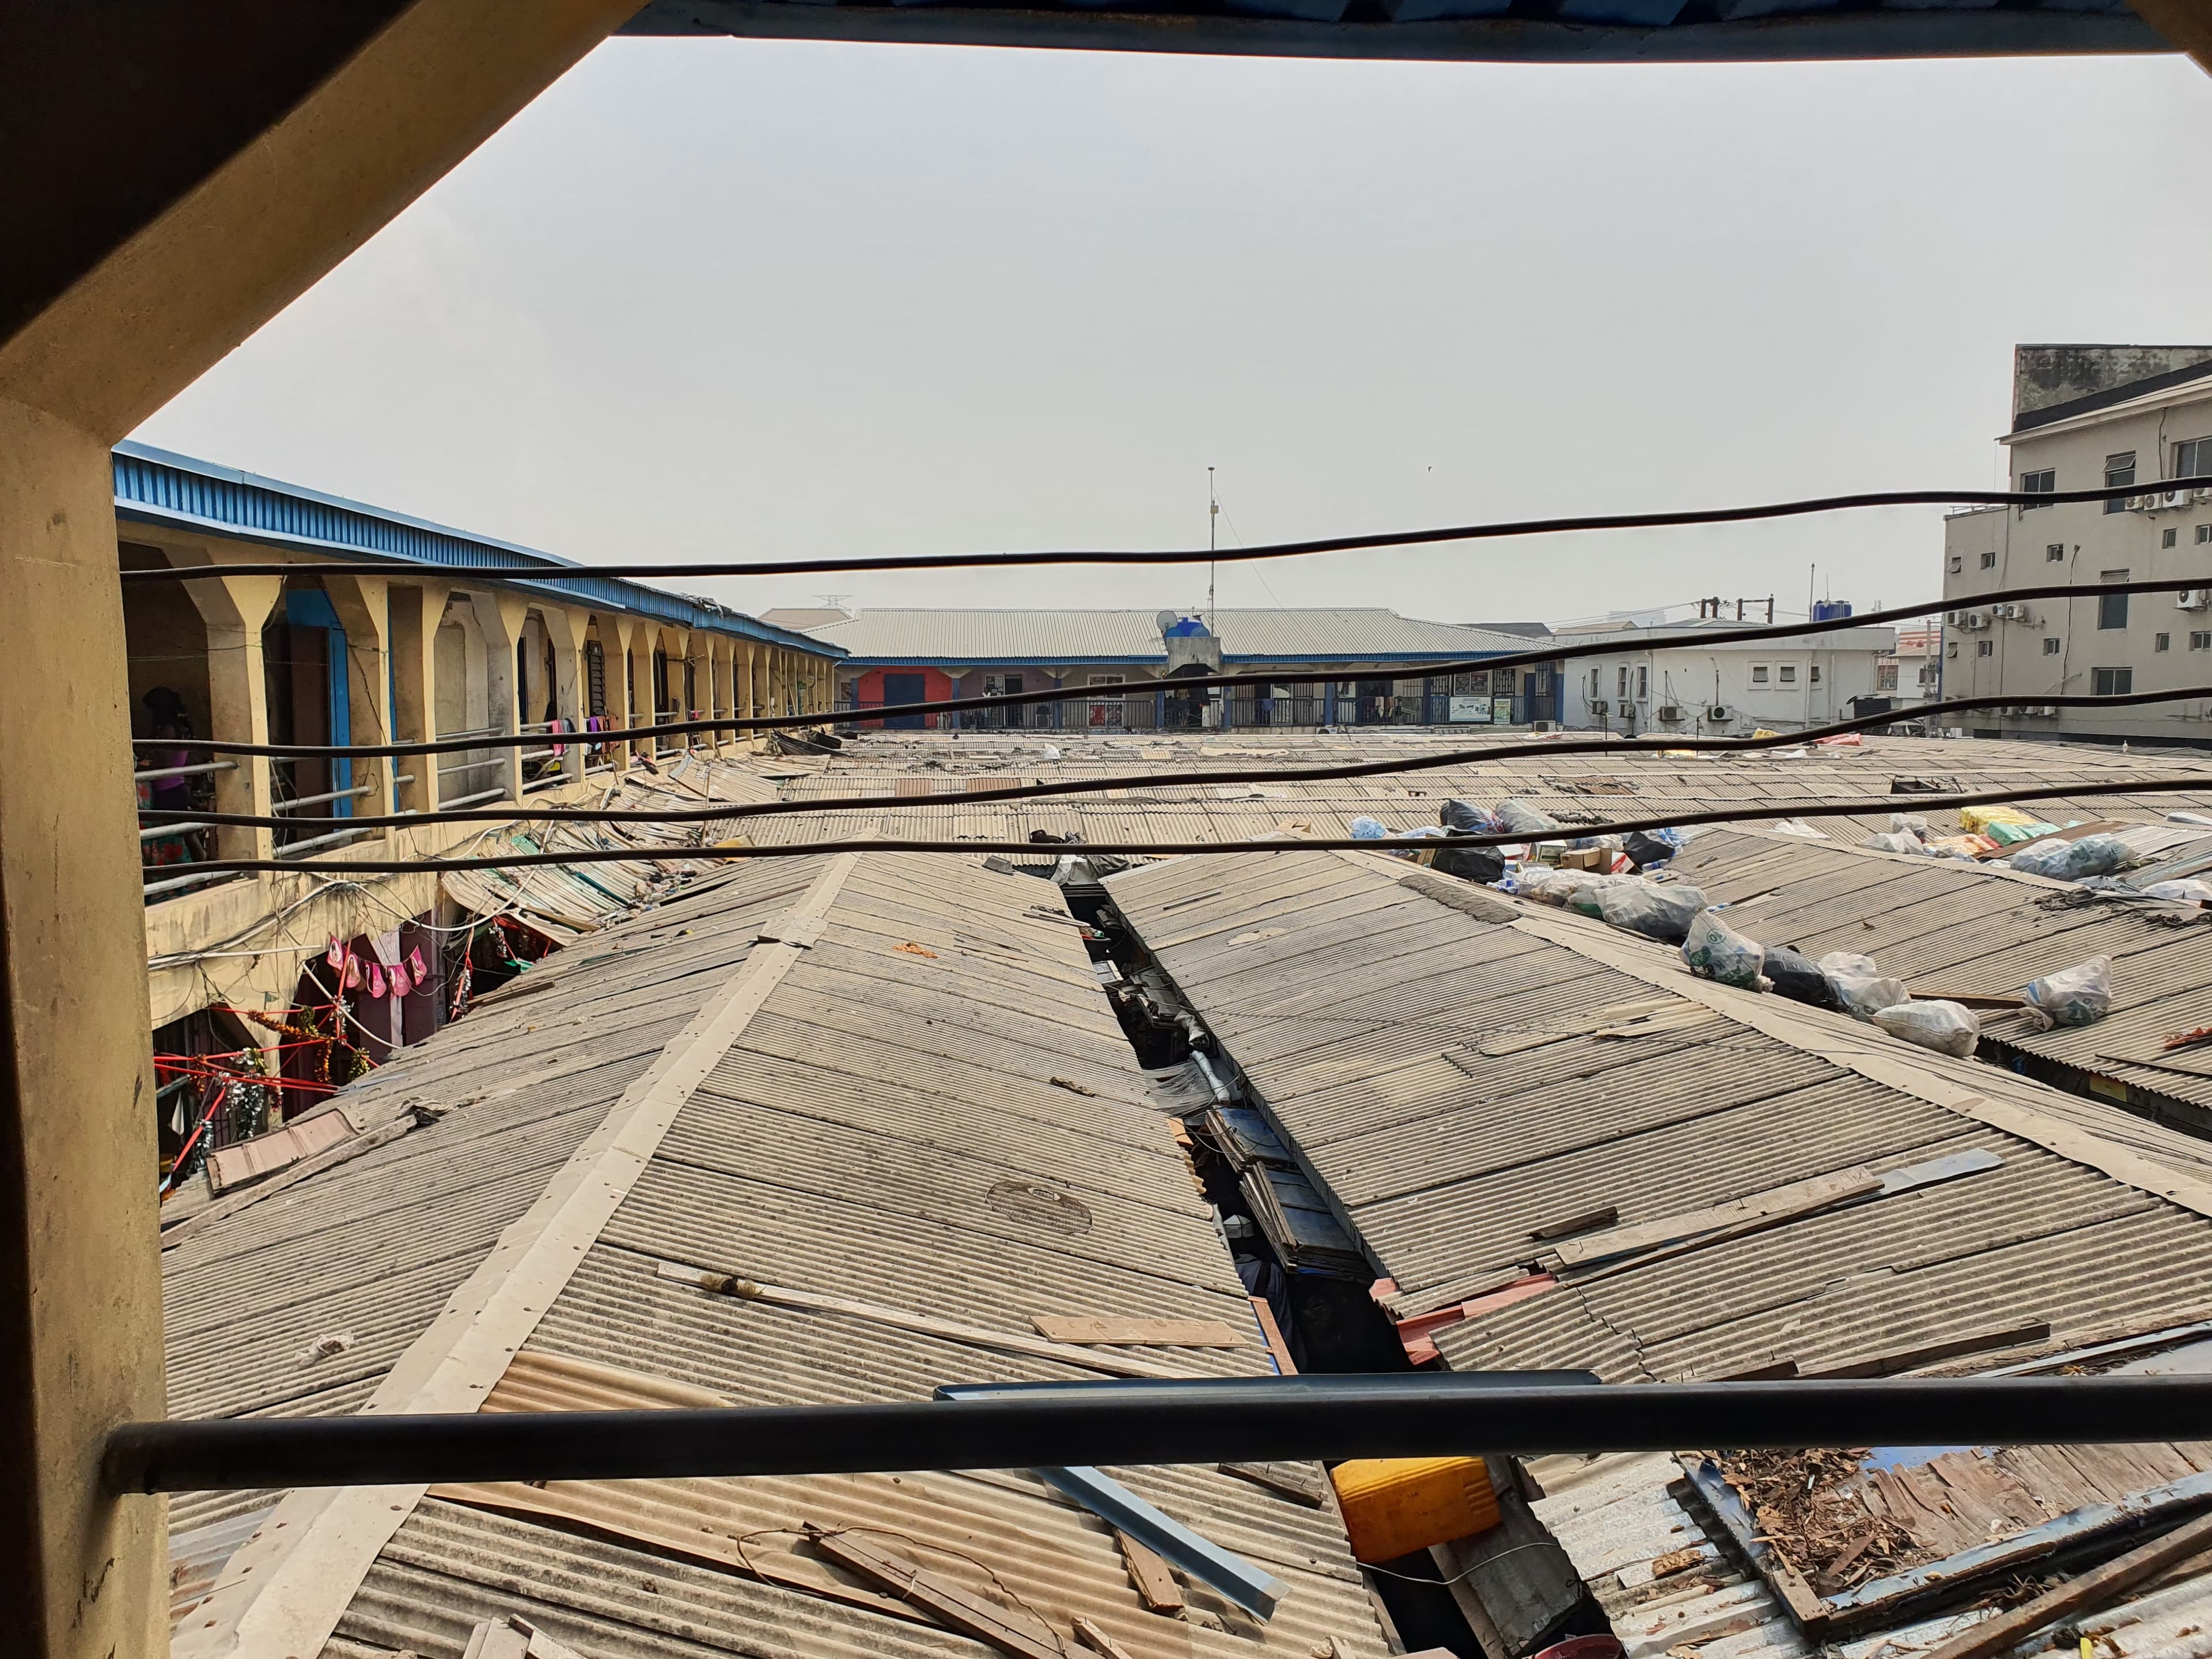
top-left (831, 649), bottom-right (1531, 669)
top-left (111, 442), bottom-right (840, 660)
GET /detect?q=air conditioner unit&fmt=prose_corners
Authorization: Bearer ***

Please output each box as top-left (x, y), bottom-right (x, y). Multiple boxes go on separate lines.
top-left (1657, 704), bottom-right (1684, 722)
top-left (2179, 589), bottom-right (2211, 611)
top-left (1709, 704), bottom-right (1732, 724)
top-left (1994, 603), bottom-right (2017, 620)
top-left (1942, 610), bottom-right (1963, 626)
top-left (2160, 490), bottom-right (2190, 510)
top-left (1589, 700), bottom-right (1609, 715)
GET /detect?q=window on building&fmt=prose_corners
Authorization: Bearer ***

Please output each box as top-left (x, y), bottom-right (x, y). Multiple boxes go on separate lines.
top-left (2165, 528), bottom-right (2179, 549)
top-left (2093, 666), bottom-right (2134, 695)
top-left (1946, 642), bottom-right (1959, 659)
top-left (1979, 551), bottom-right (1997, 569)
top-left (1616, 665), bottom-right (1628, 698)
top-left (2100, 571), bottom-right (2130, 630)
top-left (2043, 637), bottom-right (2061, 655)
top-left (1977, 639), bottom-right (1994, 657)
top-left (1088, 673), bottom-right (1124, 686)
top-left (1918, 665), bottom-right (1937, 685)
top-left (1636, 665), bottom-right (1648, 699)
top-left (1779, 664), bottom-right (1797, 684)
top-left (2176, 437), bottom-right (2212, 480)
top-left (2157, 632), bottom-right (2172, 652)
top-left (2199, 524), bottom-right (2211, 545)
top-left (2105, 452), bottom-right (2137, 513)
top-left (2020, 468), bottom-right (2056, 511)
top-left (1589, 667), bottom-right (1600, 699)
top-left (2195, 632), bottom-right (2212, 652)
top-left (1750, 665), bottom-right (1769, 685)
top-left (2047, 543), bottom-right (2066, 562)
top-left (1810, 664), bottom-right (1821, 684)
top-left (1948, 555), bottom-right (1963, 574)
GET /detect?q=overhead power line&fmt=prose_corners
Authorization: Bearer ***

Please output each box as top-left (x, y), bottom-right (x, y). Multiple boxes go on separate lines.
top-left (137, 575), bottom-right (2205, 760)
top-left (116, 475), bottom-right (2211, 584)
top-left (146, 775), bottom-right (2212, 877)
top-left (141, 684), bottom-right (2212, 832)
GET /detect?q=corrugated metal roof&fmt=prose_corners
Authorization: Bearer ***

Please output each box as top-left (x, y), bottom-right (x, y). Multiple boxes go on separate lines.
top-left (805, 607), bottom-right (1540, 664)
top-left (165, 845), bottom-right (1392, 1659)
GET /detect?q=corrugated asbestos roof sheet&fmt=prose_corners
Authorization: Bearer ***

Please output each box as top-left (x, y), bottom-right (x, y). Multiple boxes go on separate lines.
top-left (1104, 840), bottom-right (2212, 1657)
top-left (166, 847), bottom-right (1394, 1659)
top-left (804, 607), bottom-right (1539, 663)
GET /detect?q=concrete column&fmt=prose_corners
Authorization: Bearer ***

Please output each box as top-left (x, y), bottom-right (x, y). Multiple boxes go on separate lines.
top-left (708, 637), bottom-right (732, 753)
top-left (626, 619), bottom-right (655, 767)
top-left (384, 582), bottom-right (448, 816)
top-left (740, 641), bottom-right (759, 737)
top-left (0, 400), bottom-right (168, 1659)
top-left (322, 575), bottom-right (391, 828)
top-left (474, 592), bottom-right (529, 802)
top-left (605, 614), bottom-right (637, 774)
top-left (170, 556), bottom-right (286, 861)
top-left (551, 606), bottom-right (590, 786)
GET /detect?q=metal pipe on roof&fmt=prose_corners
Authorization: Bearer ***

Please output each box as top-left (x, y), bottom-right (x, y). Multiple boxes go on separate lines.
top-left (101, 1374), bottom-right (2212, 1495)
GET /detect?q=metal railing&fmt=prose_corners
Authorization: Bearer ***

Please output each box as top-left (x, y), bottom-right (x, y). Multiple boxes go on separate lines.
top-left (138, 757), bottom-right (239, 903)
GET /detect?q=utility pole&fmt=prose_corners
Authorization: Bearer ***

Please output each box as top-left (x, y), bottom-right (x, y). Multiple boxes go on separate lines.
top-left (1208, 466), bottom-right (1218, 632)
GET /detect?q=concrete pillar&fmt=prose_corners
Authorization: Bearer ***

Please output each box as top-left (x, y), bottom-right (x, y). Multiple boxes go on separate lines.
top-left (708, 637), bottom-right (732, 753)
top-left (322, 575), bottom-right (391, 827)
top-left (384, 582), bottom-right (446, 816)
top-left (604, 614), bottom-right (636, 774)
top-left (685, 631), bottom-right (711, 750)
top-left (740, 641), bottom-right (759, 737)
top-left (0, 400), bottom-right (168, 1659)
top-left (625, 619), bottom-right (655, 767)
top-left (169, 555), bottom-right (286, 861)
top-left (473, 592), bottom-right (529, 802)
top-left (551, 606), bottom-right (590, 787)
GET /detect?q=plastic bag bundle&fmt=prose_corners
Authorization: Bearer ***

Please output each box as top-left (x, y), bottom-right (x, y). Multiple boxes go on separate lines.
top-left (1866, 831), bottom-right (1928, 855)
top-left (1559, 872), bottom-right (1623, 916)
top-left (2008, 832), bottom-right (2132, 881)
top-left (1597, 880), bottom-right (1709, 944)
top-left (1513, 867), bottom-right (1571, 905)
top-left (2022, 956), bottom-right (2112, 1031)
top-left (1891, 813), bottom-right (1930, 836)
top-left (1764, 945), bottom-right (1834, 1009)
top-left (1495, 798), bottom-right (1561, 835)
top-left (1961, 803), bottom-right (2035, 834)
top-left (1040, 745), bottom-right (1062, 762)
top-left (1623, 828), bottom-right (1680, 869)
top-left (1985, 819), bottom-right (2061, 847)
top-left (1433, 842), bottom-right (1506, 884)
top-left (1926, 834), bottom-right (1998, 860)
top-left (1819, 952), bottom-right (1907, 1022)
top-left (2143, 878), bottom-right (2212, 903)
top-left (1347, 817), bottom-right (1389, 840)
top-left (1440, 800), bottom-right (1496, 834)
top-left (1872, 999), bottom-right (1980, 1058)
top-left (1681, 910), bottom-right (1771, 991)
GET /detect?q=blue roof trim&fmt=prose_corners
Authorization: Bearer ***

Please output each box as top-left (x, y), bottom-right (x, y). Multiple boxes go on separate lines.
top-left (111, 441), bottom-right (839, 658)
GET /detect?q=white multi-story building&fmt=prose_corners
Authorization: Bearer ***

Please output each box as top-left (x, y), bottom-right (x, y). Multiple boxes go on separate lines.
top-left (1557, 616), bottom-right (1895, 736)
top-left (1876, 623), bottom-right (1944, 709)
top-left (1942, 344), bottom-right (2212, 748)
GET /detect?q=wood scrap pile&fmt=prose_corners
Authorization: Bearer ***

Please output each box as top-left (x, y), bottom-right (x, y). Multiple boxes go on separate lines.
top-left (1713, 1448), bottom-right (1927, 1593)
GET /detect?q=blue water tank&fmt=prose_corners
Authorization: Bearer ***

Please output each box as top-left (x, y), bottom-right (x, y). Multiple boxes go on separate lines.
top-left (1810, 600), bottom-right (1854, 623)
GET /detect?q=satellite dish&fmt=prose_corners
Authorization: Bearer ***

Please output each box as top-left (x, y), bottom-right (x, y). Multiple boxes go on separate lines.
top-left (1155, 611), bottom-right (1178, 635)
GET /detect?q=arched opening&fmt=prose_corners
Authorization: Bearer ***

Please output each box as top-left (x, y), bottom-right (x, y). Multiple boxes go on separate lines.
top-left (434, 594), bottom-right (500, 805)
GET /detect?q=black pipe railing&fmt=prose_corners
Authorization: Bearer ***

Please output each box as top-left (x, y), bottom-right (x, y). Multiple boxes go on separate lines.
top-left (104, 1373), bottom-right (2212, 1494)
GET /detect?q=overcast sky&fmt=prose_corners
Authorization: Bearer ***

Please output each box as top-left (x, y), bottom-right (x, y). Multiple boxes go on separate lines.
top-left (134, 40), bottom-right (2212, 627)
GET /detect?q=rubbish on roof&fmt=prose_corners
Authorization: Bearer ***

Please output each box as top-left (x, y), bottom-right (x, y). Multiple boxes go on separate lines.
top-left (2008, 832), bottom-right (2133, 881)
top-left (2021, 956), bottom-right (2113, 1031)
top-left (1762, 944), bottom-right (1833, 1009)
top-left (1871, 998), bottom-right (1980, 1057)
top-left (1330, 1456), bottom-right (1500, 1564)
top-left (1866, 830), bottom-right (1928, 854)
top-left (1441, 799), bottom-right (1497, 833)
top-left (1621, 827), bottom-right (1679, 868)
top-left (1596, 877), bottom-right (1708, 942)
top-left (1031, 1315), bottom-right (1248, 1348)
top-left (465, 1613), bottom-right (592, 1659)
top-left (2142, 878), bottom-right (2212, 903)
top-left (1819, 952), bottom-right (1907, 1021)
top-left (1986, 817), bottom-right (2062, 847)
top-left (1681, 909), bottom-right (1771, 992)
top-left (1348, 815), bottom-right (1389, 840)
top-left (1433, 840), bottom-right (1507, 884)
top-left (1072, 1613), bottom-right (1140, 1659)
top-left (1115, 1530), bottom-right (1183, 1611)
top-left (1497, 798), bottom-right (1562, 835)
top-left (804, 1525), bottom-right (1066, 1659)
top-left (1960, 802), bottom-right (2037, 835)
top-left (1916, 1507), bottom-right (2212, 1659)
top-left (1218, 1460), bottom-right (1330, 1506)
top-left (656, 1261), bottom-right (1200, 1380)
top-left (1013, 1457), bottom-right (1288, 1618)
top-left (1925, 833), bottom-right (1997, 859)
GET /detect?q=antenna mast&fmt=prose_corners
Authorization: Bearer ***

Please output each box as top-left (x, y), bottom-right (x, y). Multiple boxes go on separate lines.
top-left (1207, 467), bottom-right (1218, 631)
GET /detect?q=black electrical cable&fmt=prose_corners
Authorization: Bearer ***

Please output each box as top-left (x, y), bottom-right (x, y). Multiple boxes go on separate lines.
top-left (141, 775), bottom-right (2212, 877)
top-left (141, 683), bottom-right (2212, 832)
top-left (132, 575), bottom-right (2207, 760)
top-left (101, 1373), bottom-right (2212, 1494)
top-left (115, 475), bottom-right (2212, 584)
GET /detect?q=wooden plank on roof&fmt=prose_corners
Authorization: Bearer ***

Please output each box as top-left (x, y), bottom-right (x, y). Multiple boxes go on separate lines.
top-left (1116, 1531), bottom-right (1184, 1613)
top-left (1032, 1315), bottom-right (1246, 1348)
top-left (808, 1527), bottom-right (1065, 1659)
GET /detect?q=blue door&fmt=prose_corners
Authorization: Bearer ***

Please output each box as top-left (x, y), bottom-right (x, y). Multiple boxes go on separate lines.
top-left (882, 673), bottom-right (927, 729)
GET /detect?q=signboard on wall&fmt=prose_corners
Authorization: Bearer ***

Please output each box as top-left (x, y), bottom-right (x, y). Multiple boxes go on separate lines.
top-left (1448, 696), bottom-right (1491, 723)
top-left (1493, 696), bottom-right (1516, 725)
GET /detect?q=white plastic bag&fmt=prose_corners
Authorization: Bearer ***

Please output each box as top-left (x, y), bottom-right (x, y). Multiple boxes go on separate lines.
top-left (1514, 867), bottom-right (1572, 906)
top-left (1040, 744), bottom-right (1062, 762)
top-left (1348, 816), bottom-right (1388, 840)
top-left (1681, 910), bottom-right (1771, 991)
top-left (1819, 951), bottom-right (1907, 1022)
top-left (1866, 831), bottom-right (1928, 855)
top-left (1872, 999), bottom-right (1980, 1058)
top-left (1597, 879), bottom-right (1710, 943)
top-left (2143, 878), bottom-right (2212, 903)
top-left (2022, 956), bottom-right (2112, 1031)
top-left (1495, 798), bottom-right (1561, 835)
top-left (2008, 832), bottom-right (2132, 881)
top-left (1891, 813), bottom-right (1930, 836)
top-left (1558, 872), bottom-right (1624, 916)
